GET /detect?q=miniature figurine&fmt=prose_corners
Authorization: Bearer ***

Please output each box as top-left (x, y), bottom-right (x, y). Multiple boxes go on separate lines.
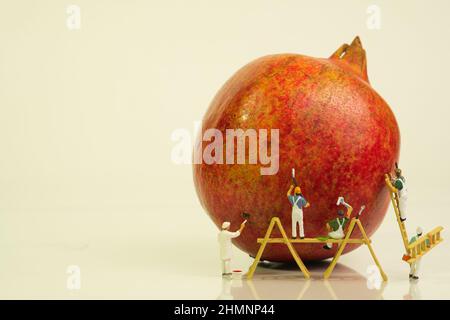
top-left (392, 163), bottom-right (408, 222)
top-left (323, 197), bottom-right (353, 250)
top-left (287, 177), bottom-right (310, 239)
top-left (218, 220), bottom-right (246, 277)
top-left (408, 226), bottom-right (423, 280)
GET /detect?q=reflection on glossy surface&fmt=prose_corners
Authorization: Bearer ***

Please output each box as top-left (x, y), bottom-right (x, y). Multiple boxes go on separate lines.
top-left (217, 261), bottom-right (386, 300)
top-left (217, 277), bottom-right (243, 300)
top-left (403, 281), bottom-right (421, 300)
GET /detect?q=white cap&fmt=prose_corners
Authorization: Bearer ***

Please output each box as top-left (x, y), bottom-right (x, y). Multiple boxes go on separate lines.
top-left (222, 222), bottom-right (231, 229)
top-left (416, 226), bottom-right (423, 235)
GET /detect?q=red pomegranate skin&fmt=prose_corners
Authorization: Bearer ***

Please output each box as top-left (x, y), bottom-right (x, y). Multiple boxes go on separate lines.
top-left (193, 37), bottom-right (400, 261)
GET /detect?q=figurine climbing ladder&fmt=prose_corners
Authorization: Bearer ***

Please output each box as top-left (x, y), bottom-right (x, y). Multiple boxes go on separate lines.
top-left (246, 215), bottom-right (387, 281)
top-left (384, 174), bottom-right (443, 264)
top-left (384, 174), bottom-right (410, 251)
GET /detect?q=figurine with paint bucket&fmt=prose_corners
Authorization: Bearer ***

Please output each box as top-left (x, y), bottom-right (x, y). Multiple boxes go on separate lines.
top-left (218, 217), bottom-right (247, 277)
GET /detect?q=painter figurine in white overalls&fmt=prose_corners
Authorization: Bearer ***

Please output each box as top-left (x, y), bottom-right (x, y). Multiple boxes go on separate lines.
top-left (287, 184), bottom-right (310, 239)
top-left (218, 220), bottom-right (247, 277)
top-left (323, 197), bottom-right (353, 249)
top-left (392, 163), bottom-right (408, 222)
top-left (409, 226), bottom-right (425, 280)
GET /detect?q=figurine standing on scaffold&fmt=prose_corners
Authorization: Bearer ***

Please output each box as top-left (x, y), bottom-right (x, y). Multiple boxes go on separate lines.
top-left (287, 168), bottom-right (310, 239)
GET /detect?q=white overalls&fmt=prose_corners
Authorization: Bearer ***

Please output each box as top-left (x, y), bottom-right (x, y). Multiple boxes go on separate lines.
top-left (409, 235), bottom-right (421, 278)
top-left (292, 196), bottom-right (304, 238)
top-left (326, 218), bottom-right (346, 249)
top-left (218, 230), bottom-right (241, 275)
top-left (410, 258), bottom-right (420, 278)
top-left (398, 177), bottom-right (408, 220)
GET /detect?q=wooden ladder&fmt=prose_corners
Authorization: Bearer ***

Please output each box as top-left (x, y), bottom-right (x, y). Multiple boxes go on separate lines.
top-left (246, 216), bottom-right (387, 281)
top-left (384, 174), bottom-right (410, 251)
top-left (246, 217), bottom-right (311, 279)
top-left (323, 216), bottom-right (387, 281)
top-left (384, 174), bottom-right (444, 264)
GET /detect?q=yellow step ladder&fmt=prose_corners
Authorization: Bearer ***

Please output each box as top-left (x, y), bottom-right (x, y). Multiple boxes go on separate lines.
top-left (246, 217), bottom-right (311, 279)
top-left (323, 216), bottom-right (387, 281)
top-left (384, 174), bottom-right (444, 264)
top-left (246, 216), bottom-right (387, 281)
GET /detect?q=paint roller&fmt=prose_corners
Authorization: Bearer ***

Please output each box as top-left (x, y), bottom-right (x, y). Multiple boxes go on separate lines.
top-left (291, 168), bottom-right (299, 187)
top-left (241, 212), bottom-right (250, 224)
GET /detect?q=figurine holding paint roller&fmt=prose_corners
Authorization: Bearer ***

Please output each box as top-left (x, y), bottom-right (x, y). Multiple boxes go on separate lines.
top-left (287, 168), bottom-right (310, 239)
top-left (218, 216), bottom-right (247, 277)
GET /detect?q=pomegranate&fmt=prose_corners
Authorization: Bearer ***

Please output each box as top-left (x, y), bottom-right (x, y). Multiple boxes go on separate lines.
top-left (193, 37), bottom-right (400, 261)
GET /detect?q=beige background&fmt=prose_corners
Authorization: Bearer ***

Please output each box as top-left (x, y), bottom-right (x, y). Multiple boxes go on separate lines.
top-left (0, 0), bottom-right (449, 299)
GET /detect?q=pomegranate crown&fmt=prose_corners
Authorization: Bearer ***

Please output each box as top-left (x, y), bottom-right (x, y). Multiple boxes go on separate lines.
top-left (329, 36), bottom-right (369, 83)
